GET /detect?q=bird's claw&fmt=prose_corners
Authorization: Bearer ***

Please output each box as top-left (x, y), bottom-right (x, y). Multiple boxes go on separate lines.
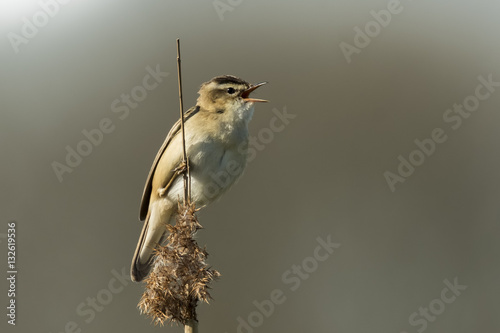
top-left (174, 161), bottom-right (188, 175)
top-left (157, 160), bottom-right (189, 198)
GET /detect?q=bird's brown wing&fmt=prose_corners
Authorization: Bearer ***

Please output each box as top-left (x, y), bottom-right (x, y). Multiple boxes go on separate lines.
top-left (139, 106), bottom-right (199, 220)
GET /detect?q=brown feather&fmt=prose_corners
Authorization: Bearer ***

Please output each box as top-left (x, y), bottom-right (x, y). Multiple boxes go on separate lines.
top-left (139, 106), bottom-right (200, 220)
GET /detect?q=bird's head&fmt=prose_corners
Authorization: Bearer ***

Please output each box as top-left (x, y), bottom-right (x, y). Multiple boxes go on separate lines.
top-left (196, 75), bottom-right (267, 115)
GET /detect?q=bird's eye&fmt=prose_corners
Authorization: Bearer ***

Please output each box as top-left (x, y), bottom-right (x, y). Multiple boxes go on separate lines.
top-left (227, 87), bottom-right (236, 94)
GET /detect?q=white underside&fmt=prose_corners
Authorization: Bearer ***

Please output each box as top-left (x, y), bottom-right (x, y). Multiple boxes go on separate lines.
top-left (167, 139), bottom-right (248, 207)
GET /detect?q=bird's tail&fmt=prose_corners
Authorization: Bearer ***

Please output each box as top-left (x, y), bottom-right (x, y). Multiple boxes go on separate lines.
top-left (131, 206), bottom-right (171, 282)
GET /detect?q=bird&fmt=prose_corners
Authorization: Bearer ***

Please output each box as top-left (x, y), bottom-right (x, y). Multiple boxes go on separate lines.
top-left (131, 75), bottom-right (267, 282)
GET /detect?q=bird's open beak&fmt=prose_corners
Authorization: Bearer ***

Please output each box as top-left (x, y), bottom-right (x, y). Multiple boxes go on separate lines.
top-left (241, 82), bottom-right (268, 103)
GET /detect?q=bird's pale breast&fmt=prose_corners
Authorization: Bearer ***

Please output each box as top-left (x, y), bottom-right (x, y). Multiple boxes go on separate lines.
top-left (166, 123), bottom-right (249, 207)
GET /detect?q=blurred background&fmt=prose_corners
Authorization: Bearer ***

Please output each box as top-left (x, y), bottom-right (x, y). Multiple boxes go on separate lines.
top-left (1, 0), bottom-right (499, 332)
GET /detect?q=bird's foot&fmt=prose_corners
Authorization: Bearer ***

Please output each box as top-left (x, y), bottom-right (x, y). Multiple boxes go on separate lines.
top-left (174, 160), bottom-right (188, 175)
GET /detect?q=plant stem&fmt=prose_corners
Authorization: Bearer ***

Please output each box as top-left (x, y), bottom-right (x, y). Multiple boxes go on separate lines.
top-left (176, 38), bottom-right (190, 204)
top-left (184, 319), bottom-right (198, 333)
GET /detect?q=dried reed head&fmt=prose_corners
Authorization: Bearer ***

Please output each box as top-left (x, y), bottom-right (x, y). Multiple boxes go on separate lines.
top-left (138, 202), bottom-right (220, 326)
